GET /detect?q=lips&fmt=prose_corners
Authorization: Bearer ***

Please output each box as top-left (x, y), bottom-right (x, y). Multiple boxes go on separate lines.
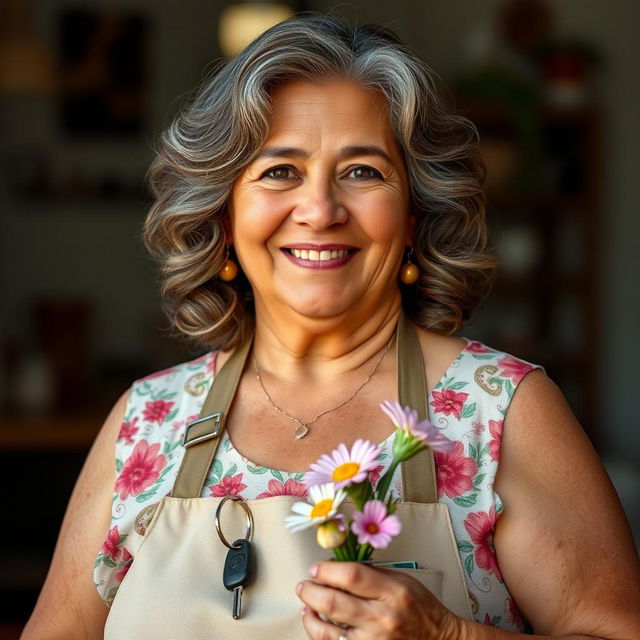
top-left (281, 244), bottom-right (358, 268)
top-left (288, 248), bottom-right (349, 261)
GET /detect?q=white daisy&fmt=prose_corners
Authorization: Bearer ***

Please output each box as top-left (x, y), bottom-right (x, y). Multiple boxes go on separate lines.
top-left (284, 483), bottom-right (347, 532)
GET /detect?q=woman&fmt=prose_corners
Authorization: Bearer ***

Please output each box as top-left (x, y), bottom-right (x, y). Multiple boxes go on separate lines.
top-left (23, 14), bottom-right (639, 640)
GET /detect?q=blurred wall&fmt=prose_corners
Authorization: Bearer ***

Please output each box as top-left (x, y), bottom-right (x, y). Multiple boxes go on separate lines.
top-left (313, 0), bottom-right (640, 461)
top-left (1, 2), bottom-right (637, 448)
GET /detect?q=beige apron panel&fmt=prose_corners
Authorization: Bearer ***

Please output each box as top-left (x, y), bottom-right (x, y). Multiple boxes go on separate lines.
top-left (105, 496), bottom-right (472, 639)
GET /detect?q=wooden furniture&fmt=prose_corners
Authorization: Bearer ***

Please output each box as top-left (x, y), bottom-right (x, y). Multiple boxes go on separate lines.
top-left (459, 101), bottom-right (602, 445)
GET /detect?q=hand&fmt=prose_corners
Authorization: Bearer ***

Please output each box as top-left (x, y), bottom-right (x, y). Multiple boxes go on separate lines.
top-left (296, 561), bottom-right (463, 640)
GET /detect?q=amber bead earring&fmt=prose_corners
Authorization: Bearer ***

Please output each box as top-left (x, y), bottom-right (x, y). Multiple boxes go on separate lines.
top-left (218, 247), bottom-right (238, 281)
top-left (399, 247), bottom-right (419, 284)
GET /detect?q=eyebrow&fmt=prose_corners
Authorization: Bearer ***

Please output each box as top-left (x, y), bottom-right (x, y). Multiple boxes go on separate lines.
top-left (255, 145), bottom-right (394, 164)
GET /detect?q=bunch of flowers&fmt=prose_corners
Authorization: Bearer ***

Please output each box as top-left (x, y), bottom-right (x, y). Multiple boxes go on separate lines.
top-left (284, 401), bottom-right (455, 561)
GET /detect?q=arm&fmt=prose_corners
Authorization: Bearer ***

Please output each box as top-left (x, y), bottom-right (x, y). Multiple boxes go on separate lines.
top-left (21, 390), bottom-right (130, 640)
top-left (297, 371), bottom-right (640, 639)
top-left (485, 369), bottom-right (640, 639)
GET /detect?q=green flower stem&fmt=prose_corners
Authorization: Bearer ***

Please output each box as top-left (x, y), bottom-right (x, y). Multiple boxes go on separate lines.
top-left (375, 458), bottom-right (400, 502)
top-left (356, 542), bottom-right (373, 562)
top-left (333, 543), bottom-right (346, 562)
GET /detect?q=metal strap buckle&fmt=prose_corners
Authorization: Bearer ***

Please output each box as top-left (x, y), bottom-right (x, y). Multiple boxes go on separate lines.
top-left (182, 412), bottom-right (223, 447)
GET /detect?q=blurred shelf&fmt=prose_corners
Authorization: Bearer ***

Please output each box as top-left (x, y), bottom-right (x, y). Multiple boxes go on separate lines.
top-left (0, 412), bottom-right (102, 452)
top-left (461, 98), bottom-right (602, 445)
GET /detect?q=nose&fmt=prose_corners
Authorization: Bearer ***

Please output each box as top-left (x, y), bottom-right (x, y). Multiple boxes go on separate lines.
top-left (289, 176), bottom-right (348, 229)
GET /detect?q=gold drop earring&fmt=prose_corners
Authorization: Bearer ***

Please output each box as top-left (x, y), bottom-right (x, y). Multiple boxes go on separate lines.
top-left (218, 246), bottom-right (238, 282)
top-left (399, 246), bottom-right (419, 285)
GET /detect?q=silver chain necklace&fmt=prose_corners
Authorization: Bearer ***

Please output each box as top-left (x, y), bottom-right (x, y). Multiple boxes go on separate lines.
top-left (253, 331), bottom-right (396, 440)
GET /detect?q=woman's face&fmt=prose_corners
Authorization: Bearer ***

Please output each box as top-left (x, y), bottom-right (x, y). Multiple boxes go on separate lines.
top-left (228, 78), bottom-right (412, 322)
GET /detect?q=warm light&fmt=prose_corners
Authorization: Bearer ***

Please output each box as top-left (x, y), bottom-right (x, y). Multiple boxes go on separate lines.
top-left (0, 0), bottom-right (56, 95)
top-left (0, 39), bottom-right (56, 94)
top-left (218, 3), bottom-right (294, 57)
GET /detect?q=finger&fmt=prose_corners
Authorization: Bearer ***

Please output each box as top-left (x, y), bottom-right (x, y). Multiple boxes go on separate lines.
top-left (301, 606), bottom-right (352, 640)
top-left (309, 561), bottom-right (398, 600)
top-left (297, 579), bottom-right (366, 628)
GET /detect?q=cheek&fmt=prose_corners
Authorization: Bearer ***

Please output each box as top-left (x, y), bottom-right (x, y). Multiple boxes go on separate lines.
top-left (231, 192), bottom-right (286, 247)
top-left (355, 196), bottom-right (408, 246)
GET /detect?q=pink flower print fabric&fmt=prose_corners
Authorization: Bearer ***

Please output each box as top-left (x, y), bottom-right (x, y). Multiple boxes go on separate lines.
top-left (115, 441), bottom-right (167, 501)
top-left (94, 340), bottom-right (541, 634)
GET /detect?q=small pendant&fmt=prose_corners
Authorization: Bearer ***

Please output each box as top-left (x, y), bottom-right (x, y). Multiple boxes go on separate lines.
top-left (294, 424), bottom-right (309, 439)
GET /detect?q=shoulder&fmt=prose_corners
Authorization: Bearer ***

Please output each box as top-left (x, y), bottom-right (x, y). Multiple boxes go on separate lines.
top-left (414, 326), bottom-right (541, 396)
top-left (133, 350), bottom-right (218, 389)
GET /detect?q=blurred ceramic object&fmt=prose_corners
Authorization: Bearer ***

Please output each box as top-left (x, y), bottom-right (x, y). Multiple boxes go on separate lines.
top-left (498, 225), bottom-right (541, 275)
top-left (13, 350), bottom-right (55, 413)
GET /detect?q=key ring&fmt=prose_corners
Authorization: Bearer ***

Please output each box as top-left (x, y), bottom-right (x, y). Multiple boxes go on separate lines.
top-left (215, 495), bottom-right (254, 549)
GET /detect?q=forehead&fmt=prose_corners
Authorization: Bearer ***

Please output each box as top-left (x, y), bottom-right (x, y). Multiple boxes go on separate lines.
top-left (265, 78), bottom-right (398, 149)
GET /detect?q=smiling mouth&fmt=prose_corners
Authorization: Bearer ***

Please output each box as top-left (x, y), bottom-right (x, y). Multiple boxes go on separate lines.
top-left (284, 248), bottom-right (352, 261)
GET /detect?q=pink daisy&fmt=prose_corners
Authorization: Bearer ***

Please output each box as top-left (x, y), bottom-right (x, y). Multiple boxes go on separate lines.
top-left (303, 439), bottom-right (381, 489)
top-left (380, 401), bottom-right (455, 452)
top-left (351, 500), bottom-right (402, 549)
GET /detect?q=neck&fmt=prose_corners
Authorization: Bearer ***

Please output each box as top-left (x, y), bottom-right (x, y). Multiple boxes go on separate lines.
top-left (251, 295), bottom-right (403, 383)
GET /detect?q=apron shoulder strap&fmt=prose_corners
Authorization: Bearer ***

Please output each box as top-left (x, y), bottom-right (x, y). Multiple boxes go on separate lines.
top-left (172, 334), bottom-right (253, 499)
top-left (172, 312), bottom-right (438, 503)
top-left (397, 312), bottom-right (438, 503)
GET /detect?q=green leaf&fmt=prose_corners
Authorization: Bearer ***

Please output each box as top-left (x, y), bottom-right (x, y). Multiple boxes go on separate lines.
top-left (488, 377), bottom-right (502, 387)
top-left (163, 408), bottom-right (179, 423)
top-left (136, 381), bottom-right (153, 396)
top-left (103, 557), bottom-right (117, 568)
top-left (135, 486), bottom-right (159, 503)
top-left (293, 472), bottom-right (305, 482)
top-left (468, 443), bottom-right (477, 460)
top-left (461, 402), bottom-right (477, 419)
top-left (157, 390), bottom-right (178, 400)
top-left (448, 381), bottom-right (468, 390)
top-left (471, 353), bottom-right (494, 360)
top-left (107, 587), bottom-right (119, 601)
top-left (94, 556), bottom-right (102, 569)
top-left (157, 464), bottom-right (175, 482)
top-left (270, 469), bottom-right (284, 483)
top-left (505, 379), bottom-right (515, 398)
top-left (457, 541), bottom-right (474, 553)
top-left (492, 616), bottom-right (502, 626)
top-left (453, 494), bottom-right (478, 507)
top-left (473, 473), bottom-right (487, 489)
top-left (224, 463), bottom-right (238, 478)
top-left (464, 554), bottom-right (475, 576)
top-left (115, 459), bottom-right (123, 473)
top-left (211, 459), bottom-right (223, 482)
top-left (247, 464), bottom-right (269, 474)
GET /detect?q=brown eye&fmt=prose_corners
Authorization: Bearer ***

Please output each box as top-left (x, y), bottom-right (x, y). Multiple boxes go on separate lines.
top-left (348, 166), bottom-right (383, 180)
top-left (263, 166), bottom-right (296, 180)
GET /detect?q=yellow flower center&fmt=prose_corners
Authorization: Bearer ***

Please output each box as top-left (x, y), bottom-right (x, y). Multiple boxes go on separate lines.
top-left (366, 523), bottom-right (379, 534)
top-left (332, 462), bottom-right (360, 482)
top-left (311, 498), bottom-right (334, 519)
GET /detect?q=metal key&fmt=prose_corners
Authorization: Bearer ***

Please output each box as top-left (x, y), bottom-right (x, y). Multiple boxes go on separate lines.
top-left (223, 538), bottom-right (254, 619)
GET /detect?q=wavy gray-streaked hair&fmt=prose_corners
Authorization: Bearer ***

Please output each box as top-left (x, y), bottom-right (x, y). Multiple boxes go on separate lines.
top-left (144, 13), bottom-right (497, 350)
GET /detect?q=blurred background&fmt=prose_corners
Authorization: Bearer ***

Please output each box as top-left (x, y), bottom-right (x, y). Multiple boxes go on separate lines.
top-left (1, 0), bottom-right (638, 635)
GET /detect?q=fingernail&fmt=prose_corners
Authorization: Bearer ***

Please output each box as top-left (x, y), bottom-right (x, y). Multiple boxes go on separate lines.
top-left (296, 581), bottom-right (303, 595)
top-left (301, 605), bottom-right (309, 616)
top-left (309, 564), bottom-right (319, 578)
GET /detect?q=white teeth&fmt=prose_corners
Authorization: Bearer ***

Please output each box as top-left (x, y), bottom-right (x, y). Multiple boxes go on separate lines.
top-left (290, 249), bottom-right (349, 261)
